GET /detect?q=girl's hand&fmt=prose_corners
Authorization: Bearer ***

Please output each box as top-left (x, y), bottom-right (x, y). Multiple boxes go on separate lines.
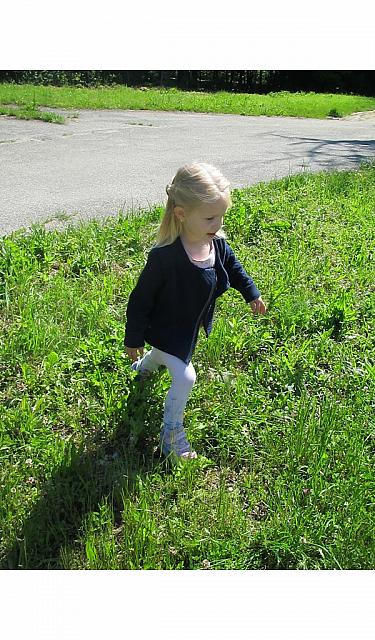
top-left (249, 297), bottom-right (267, 315)
top-left (125, 346), bottom-right (144, 363)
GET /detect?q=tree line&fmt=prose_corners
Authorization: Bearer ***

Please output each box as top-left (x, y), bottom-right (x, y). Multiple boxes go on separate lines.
top-left (0, 70), bottom-right (373, 96)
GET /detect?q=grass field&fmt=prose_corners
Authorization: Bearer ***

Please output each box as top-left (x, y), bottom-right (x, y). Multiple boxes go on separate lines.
top-left (1, 163), bottom-right (374, 569)
top-left (1, 84), bottom-right (375, 123)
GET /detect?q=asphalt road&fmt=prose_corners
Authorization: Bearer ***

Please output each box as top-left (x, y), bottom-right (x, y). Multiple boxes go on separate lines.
top-left (1, 108), bottom-right (374, 236)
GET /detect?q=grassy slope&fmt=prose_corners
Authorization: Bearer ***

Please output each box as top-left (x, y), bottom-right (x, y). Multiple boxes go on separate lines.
top-left (1, 84), bottom-right (375, 120)
top-left (0, 164), bottom-right (374, 569)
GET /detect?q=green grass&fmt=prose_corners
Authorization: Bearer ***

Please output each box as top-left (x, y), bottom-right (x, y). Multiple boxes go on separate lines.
top-left (1, 83), bottom-right (375, 123)
top-left (0, 103), bottom-right (64, 124)
top-left (1, 163), bottom-right (374, 569)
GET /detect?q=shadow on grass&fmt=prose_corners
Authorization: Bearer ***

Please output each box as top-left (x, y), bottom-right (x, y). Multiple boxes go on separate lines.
top-left (2, 374), bottom-right (166, 570)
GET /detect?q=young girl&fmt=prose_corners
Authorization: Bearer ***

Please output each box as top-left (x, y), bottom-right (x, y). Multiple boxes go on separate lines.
top-left (124, 162), bottom-right (267, 460)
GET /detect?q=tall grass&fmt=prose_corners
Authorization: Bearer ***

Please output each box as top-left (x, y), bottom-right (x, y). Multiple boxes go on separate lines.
top-left (1, 84), bottom-right (375, 120)
top-left (0, 164), bottom-right (374, 569)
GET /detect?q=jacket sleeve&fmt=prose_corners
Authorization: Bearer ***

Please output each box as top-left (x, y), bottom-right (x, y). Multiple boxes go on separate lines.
top-left (124, 248), bottom-right (164, 348)
top-left (224, 241), bottom-right (260, 303)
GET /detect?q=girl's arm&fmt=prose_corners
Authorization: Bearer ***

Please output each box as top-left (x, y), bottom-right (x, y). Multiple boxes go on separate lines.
top-left (224, 242), bottom-right (261, 303)
top-left (124, 248), bottom-right (164, 349)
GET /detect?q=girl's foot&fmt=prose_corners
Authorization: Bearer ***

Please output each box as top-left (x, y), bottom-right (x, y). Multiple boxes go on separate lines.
top-left (160, 425), bottom-right (197, 460)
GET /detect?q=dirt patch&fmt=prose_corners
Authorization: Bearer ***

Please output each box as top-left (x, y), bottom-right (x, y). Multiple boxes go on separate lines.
top-left (342, 110), bottom-right (375, 121)
top-left (38, 106), bottom-right (78, 119)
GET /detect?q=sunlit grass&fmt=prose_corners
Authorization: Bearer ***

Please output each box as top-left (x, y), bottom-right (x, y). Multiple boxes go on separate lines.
top-left (0, 103), bottom-right (64, 123)
top-left (1, 163), bottom-right (374, 569)
top-left (1, 83), bottom-right (375, 121)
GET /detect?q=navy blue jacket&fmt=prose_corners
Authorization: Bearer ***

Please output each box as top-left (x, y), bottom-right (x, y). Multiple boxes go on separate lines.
top-left (124, 235), bottom-right (261, 364)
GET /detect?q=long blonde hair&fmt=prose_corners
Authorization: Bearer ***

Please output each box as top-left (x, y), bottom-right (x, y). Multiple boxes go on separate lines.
top-left (154, 162), bottom-right (231, 247)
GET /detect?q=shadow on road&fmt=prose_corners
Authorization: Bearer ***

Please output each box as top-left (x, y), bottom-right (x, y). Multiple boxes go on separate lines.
top-left (268, 134), bottom-right (375, 169)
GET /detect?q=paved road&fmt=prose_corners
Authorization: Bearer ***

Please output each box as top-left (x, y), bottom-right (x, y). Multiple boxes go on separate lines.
top-left (1, 108), bottom-right (374, 236)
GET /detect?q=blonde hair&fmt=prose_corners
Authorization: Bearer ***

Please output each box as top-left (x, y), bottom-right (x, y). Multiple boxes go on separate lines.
top-left (154, 162), bottom-right (231, 247)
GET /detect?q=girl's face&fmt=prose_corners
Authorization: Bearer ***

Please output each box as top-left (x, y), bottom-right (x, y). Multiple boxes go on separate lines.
top-left (174, 194), bottom-right (229, 244)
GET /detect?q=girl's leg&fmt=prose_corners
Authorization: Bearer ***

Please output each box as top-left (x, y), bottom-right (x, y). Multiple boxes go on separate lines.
top-left (163, 357), bottom-right (196, 428)
top-left (131, 347), bottom-right (164, 377)
top-left (132, 348), bottom-right (197, 458)
top-left (156, 352), bottom-right (197, 458)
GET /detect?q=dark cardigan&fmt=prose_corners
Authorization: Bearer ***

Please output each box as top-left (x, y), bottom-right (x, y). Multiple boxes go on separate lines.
top-left (124, 235), bottom-right (261, 364)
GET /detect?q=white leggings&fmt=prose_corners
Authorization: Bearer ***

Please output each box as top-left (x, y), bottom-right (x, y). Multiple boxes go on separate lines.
top-left (136, 347), bottom-right (196, 429)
